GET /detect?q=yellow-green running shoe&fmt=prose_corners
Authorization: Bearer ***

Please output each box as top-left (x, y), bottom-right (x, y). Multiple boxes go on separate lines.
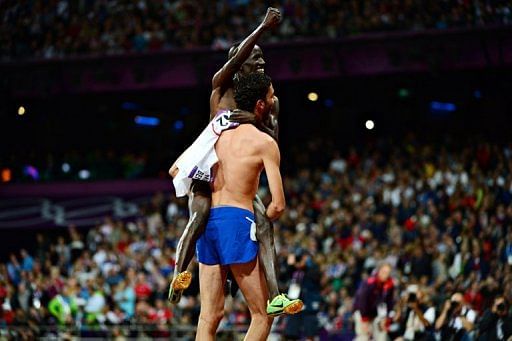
top-left (266, 294), bottom-right (304, 317)
top-left (168, 271), bottom-right (192, 304)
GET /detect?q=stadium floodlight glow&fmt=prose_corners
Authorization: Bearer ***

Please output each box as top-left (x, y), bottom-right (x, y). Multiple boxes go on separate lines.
top-left (430, 101), bottom-right (456, 112)
top-left (174, 120), bottom-right (185, 131)
top-left (135, 116), bottom-right (160, 126)
top-left (23, 165), bottom-right (39, 180)
top-left (1, 168), bottom-right (12, 182)
top-left (307, 92), bottom-right (318, 102)
top-left (62, 163), bottom-right (71, 173)
top-left (18, 106), bottom-right (25, 116)
top-left (78, 169), bottom-right (91, 180)
top-left (365, 120), bottom-right (375, 130)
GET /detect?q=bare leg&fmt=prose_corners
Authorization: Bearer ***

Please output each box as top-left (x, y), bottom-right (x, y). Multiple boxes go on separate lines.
top-left (196, 263), bottom-right (227, 341)
top-left (230, 258), bottom-right (273, 341)
top-left (169, 180), bottom-right (211, 303)
top-left (174, 180), bottom-right (211, 274)
top-left (253, 195), bottom-right (280, 298)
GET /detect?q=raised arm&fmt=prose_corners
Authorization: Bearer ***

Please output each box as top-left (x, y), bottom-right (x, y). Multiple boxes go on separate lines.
top-left (211, 7), bottom-right (280, 92)
top-left (261, 137), bottom-right (285, 220)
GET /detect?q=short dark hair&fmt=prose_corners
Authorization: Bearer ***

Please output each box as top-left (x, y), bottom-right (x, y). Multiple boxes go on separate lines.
top-left (234, 73), bottom-right (272, 112)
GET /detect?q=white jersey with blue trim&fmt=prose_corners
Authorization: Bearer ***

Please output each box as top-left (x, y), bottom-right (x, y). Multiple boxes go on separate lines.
top-left (173, 110), bottom-right (239, 197)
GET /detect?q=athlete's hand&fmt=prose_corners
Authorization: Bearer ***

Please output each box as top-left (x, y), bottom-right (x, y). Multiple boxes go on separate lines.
top-left (229, 109), bottom-right (278, 141)
top-left (261, 7), bottom-right (281, 29)
top-left (229, 109), bottom-right (257, 125)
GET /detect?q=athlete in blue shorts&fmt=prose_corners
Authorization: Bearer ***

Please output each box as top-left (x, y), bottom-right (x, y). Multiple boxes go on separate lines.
top-left (197, 206), bottom-right (258, 266)
top-left (168, 6), bottom-right (302, 319)
top-left (195, 73), bottom-right (300, 341)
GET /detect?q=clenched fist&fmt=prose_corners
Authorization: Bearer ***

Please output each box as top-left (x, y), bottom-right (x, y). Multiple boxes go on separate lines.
top-left (261, 7), bottom-right (281, 29)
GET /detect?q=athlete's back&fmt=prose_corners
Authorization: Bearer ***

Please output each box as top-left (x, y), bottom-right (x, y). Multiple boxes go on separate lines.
top-left (212, 124), bottom-right (276, 212)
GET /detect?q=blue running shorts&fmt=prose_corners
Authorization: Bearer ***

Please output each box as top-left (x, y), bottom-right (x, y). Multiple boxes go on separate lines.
top-left (196, 206), bottom-right (258, 265)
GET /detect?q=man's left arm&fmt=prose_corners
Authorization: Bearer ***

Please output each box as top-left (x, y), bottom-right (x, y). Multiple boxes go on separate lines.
top-left (261, 138), bottom-right (285, 220)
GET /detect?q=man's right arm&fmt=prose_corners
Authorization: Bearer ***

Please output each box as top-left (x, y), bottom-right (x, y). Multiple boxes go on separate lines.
top-left (210, 8), bottom-right (280, 117)
top-left (261, 137), bottom-right (285, 220)
top-left (211, 8), bottom-right (280, 93)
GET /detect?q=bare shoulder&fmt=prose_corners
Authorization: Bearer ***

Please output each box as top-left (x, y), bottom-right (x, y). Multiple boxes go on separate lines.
top-left (252, 126), bottom-right (278, 153)
top-left (234, 124), bottom-right (275, 147)
top-left (259, 129), bottom-right (277, 147)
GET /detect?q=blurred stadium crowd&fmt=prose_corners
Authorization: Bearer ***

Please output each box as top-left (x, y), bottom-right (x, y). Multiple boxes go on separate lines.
top-left (1, 0), bottom-right (512, 60)
top-left (2, 0), bottom-right (512, 340)
top-left (2, 150), bottom-right (155, 183)
top-left (1, 138), bottom-right (512, 339)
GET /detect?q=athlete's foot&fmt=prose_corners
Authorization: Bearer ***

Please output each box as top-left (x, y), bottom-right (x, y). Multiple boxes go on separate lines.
top-left (168, 271), bottom-right (192, 304)
top-left (266, 294), bottom-right (304, 317)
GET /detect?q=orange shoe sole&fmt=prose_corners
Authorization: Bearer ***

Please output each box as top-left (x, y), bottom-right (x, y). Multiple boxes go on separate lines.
top-left (172, 271), bottom-right (192, 290)
top-left (284, 300), bottom-right (304, 315)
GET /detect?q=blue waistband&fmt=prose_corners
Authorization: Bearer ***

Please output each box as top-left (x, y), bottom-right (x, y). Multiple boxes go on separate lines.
top-left (210, 206), bottom-right (254, 218)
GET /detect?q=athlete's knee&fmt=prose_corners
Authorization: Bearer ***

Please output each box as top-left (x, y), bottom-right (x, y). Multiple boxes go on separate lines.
top-left (184, 216), bottom-right (207, 242)
top-left (190, 186), bottom-right (212, 223)
top-left (251, 312), bottom-right (273, 329)
top-left (199, 309), bottom-right (224, 331)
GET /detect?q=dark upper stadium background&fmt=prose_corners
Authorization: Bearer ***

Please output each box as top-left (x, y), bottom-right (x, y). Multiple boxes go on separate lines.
top-left (0, 1), bottom-right (512, 339)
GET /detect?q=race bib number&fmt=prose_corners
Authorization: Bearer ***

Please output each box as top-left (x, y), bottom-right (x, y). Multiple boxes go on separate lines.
top-left (212, 111), bottom-right (238, 135)
top-left (188, 166), bottom-right (211, 182)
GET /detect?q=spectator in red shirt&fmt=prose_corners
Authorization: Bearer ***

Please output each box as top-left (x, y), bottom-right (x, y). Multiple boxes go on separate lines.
top-left (149, 299), bottom-right (172, 325)
top-left (134, 273), bottom-right (152, 301)
top-left (464, 281), bottom-right (484, 313)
